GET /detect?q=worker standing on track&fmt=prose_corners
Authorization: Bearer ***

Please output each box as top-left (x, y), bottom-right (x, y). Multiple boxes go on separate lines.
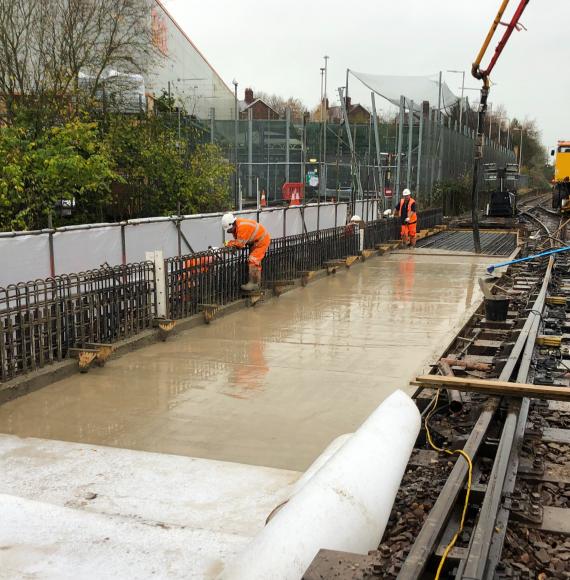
top-left (396, 189), bottom-right (418, 248)
top-left (222, 213), bottom-right (271, 292)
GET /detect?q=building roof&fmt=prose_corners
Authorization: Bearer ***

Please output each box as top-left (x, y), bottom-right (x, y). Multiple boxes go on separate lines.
top-left (239, 98), bottom-right (280, 116)
top-left (153, 0), bottom-right (232, 97)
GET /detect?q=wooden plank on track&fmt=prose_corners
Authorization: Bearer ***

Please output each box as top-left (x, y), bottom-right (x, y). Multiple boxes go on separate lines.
top-left (415, 375), bottom-right (570, 402)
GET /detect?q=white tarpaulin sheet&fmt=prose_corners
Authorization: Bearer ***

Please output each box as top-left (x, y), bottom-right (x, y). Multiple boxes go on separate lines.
top-left (303, 206), bottom-right (319, 233)
top-left (0, 235), bottom-right (51, 287)
top-left (53, 227), bottom-right (122, 275)
top-left (1, 204), bottom-right (357, 286)
top-left (318, 205), bottom-right (337, 230)
top-left (336, 203), bottom-right (348, 227)
top-left (180, 216), bottom-right (223, 253)
top-left (259, 210), bottom-right (285, 240)
top-left (351, 70), bottom-right (460, 112)
top-left (125, 221), bottom-right (179, 262)
top-left (285, 208), bottom-right (303, 237)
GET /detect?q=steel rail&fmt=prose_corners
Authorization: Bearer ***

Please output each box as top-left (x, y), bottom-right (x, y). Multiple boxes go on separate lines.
top-left (397, 210), bottom-right (556, 579)
top-left (460, 213), bottom-right (562, 578)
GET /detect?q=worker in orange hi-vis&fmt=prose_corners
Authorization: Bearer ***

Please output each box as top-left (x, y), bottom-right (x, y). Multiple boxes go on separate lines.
top-left (222, 213), bottom-right (271, 292)
top-left (395, 188), bottom-right (418, 248)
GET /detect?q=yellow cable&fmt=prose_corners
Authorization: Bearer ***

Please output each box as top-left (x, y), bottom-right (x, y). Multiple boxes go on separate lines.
top-left (424, 389), bottom-right (473, 580)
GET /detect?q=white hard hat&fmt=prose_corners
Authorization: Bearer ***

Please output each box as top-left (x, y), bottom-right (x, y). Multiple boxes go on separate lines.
top-left (350, 215), bottom-right (362, 222)
top-left (383, 209), bottom-right (393, 217)
top-left (221, 213), bottom-right (236, 231)
top-left (402, 188), bottom-right (411, 197)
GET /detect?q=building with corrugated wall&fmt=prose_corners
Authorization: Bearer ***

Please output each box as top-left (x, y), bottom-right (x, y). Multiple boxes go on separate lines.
top-left (148, 0), bottom-right (234, 120)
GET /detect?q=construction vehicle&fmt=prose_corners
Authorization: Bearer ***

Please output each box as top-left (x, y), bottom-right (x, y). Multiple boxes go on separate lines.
top-left (484, 163), bottom-right (519, 217)
top-left (551, 141), bottom-right (570, 212)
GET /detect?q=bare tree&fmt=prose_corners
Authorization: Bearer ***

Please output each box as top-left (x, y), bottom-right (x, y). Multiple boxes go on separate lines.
top-left (0, 0), bottom-right (157, 120)
top-left (255, 91), bottom-right (307, 122)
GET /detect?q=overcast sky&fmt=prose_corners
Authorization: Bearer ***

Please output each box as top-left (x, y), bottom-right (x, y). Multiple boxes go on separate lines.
top-left (163, 0), bottom-right (568, 151)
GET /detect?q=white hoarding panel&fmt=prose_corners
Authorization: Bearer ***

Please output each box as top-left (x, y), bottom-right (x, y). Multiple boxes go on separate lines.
top-left (0, 235), bottom-right (51, 287)
top-left (303, 206), bottom-right (319, 233)
top-left (180, 216), bottom-right (223, 253)
top-left (53, 227), bottom-right (122, 275)
top-left (125, 221), bottom-right (179, 262)
top-left (318, 205), bottom-right (336, 230)
top-left (285, 208), bottom-right (303, 237)
top-left (259, 210), bottom-right (285, 240)
top-left (337, 203), bottom-right (348, 226)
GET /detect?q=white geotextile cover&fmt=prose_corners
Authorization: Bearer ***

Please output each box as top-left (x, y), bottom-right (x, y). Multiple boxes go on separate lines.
top-left (351, 70), bottom-right (460, 112)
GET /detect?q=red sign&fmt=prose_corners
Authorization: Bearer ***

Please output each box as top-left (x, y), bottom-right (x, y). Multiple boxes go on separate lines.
top-left (385, 189), bottom-right (393, 197)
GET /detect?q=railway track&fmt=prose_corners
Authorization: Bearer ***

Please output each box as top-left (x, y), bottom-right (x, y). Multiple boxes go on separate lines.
top-left (305, 199), bottom-right (570, 579)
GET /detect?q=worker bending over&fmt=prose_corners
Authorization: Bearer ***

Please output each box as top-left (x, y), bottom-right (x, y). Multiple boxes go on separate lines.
top-left (395, 189), bottom-right (417, 247)
top-left (222, 213), bottom-right (271, 291)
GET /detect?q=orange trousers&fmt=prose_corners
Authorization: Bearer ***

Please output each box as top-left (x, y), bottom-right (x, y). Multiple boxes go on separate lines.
top-left (401, 223), bottom-right (417, 244)
top-left (249, 236), bottom-right (271, 271)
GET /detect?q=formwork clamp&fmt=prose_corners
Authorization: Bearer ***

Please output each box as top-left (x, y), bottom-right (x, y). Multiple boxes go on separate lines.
top-left (199, 304), bottom-right (220, 324)
top-left (153, 318), bottom-right (177, 341)
top-left (68, 343), bottom-right (116, 373)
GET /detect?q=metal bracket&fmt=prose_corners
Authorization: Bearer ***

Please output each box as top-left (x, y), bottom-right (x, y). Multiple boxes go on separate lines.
top-left (199, 304), bottom-right (220, 324)
top-left (153, 318), bottom-right (177, 341)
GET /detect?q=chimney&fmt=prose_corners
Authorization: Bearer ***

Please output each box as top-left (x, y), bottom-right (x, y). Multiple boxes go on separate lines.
top-left (245, 88), bottom-right (254, 104)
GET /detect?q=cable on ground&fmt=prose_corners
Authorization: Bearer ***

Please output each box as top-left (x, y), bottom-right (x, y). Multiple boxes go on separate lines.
top-left (424, 388), bottom-right (473, 580)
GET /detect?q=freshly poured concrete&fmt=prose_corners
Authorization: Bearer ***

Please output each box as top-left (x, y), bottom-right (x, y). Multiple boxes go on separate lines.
top-left (0, 435), bottom-right (298, 579)
top-left (0, 253), bottom-right (489, 471)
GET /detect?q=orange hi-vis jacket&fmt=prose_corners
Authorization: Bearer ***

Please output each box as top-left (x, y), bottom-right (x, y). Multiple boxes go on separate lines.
top-left (227, 218), bottom-right (271, 270)
top-left (398, 197), bottom-right (417, 224)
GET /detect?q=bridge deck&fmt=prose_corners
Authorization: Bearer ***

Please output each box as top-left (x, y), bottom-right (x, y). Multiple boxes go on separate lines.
top-left (0, 252), bottom-right (490, 472)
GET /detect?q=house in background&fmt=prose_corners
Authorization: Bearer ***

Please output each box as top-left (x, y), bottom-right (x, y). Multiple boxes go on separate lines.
top-left (327, 97), bottom-right (371, 124)
top-left (239, 88), bottom-right (280, 120)
top-left (148, 0), bottom-right (234, 120)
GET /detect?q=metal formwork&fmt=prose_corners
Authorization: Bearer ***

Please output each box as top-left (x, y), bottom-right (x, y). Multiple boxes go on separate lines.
top-left (165, 225), bottom-right (360, 319)
top-left (0, 262), bottom-right (155, 382)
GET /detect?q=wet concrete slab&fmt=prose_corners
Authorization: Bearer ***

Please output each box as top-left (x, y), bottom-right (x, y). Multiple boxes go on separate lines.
top-left (0, 253), bottom-right (490, 471)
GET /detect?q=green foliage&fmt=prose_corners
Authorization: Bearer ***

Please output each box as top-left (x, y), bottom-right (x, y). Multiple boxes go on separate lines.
top-left (0, 112), bottom-right (233, 231)
top-left (431, 174), bottom-right (472, 215)
top-left (104, 116), bottom-right (232, 220)
top-left (0, 120), bottom-right (117, 229)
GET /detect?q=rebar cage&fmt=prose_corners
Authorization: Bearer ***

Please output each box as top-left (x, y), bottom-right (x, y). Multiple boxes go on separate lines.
top-left (0, 262), bottom-right (155, 382)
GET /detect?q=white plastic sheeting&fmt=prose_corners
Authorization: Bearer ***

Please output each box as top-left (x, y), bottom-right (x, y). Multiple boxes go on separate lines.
top-left (303, 206), bottom-right (319, 233)
top-left (318, 204), bottom-right (337, 230)
top-left (53, 227), bottom-right (122, 275)
top-left (259, 210), bottom-right (285, 240)
top-left (180, 216), bottom-right (224, 253)
top-left (351, 70), bottom-right (460, 112)
top-left (0, 235), bottom-right (51, 287)
top-left (220, 390), bottom-right (421, 580)
top-left (125, 220), bottom-right (179, 262)
top-left (0, 202), bottom-right (362, 286)
top-left (285, 208), bottom-right (304, 237)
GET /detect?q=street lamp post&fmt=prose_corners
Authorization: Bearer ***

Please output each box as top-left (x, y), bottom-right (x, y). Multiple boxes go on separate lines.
top-left (323, 55), bottom-right (329, 201)
top-left (232, 79), bottom-right (239, 209)
top-left (512, 127), bottom-right (524, 170)
top-left (447, 70), bottom-right (465, 129)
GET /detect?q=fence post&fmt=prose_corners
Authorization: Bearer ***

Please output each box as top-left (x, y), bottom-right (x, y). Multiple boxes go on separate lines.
top-left (121, 224), bottom-right (127, 265)
top-left (395, 95), bottom-right (405, 204)
top-left (47, 213), bottom-right (56, 278)
top-left (406, 99), bottom-right (414, 189)
top-left (248, 108), bottom-right (253, 199)
top-left (416, 107), bottom-right (424, 200)
top-left (146, 250), bottom-right (166, 319)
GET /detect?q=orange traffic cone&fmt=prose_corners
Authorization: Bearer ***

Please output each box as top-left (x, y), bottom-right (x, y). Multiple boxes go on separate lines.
top-left (260, 190), bottom-right (267, 207)
top-left (290, 189), bottom-right (301, 207)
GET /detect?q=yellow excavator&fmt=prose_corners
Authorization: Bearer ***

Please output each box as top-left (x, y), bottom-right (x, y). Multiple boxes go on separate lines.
top-left (551, 141), bottom-right (570, 212)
